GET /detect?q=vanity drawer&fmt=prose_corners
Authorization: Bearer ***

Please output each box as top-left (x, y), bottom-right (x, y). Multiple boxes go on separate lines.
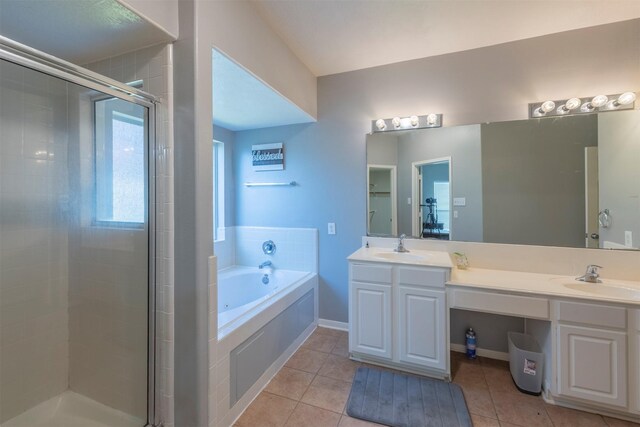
top-left (450, 288), bottom-right (549, 320)
top-left (557, 301), bottom-right (626, 329)
top-left (351, 263), bottom-right (392, 284)
top-left (398, 267), bottom-right (447, 288)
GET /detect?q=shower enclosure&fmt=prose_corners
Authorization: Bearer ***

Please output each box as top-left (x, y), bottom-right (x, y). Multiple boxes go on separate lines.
top-left (0, 38), bottom-right (156, 426)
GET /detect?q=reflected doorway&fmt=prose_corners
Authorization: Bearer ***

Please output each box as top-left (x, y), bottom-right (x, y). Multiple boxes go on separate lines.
top-left (367, 165), bottom-right (397, 235)
top-left (412, 158), bottom-right (451, 240)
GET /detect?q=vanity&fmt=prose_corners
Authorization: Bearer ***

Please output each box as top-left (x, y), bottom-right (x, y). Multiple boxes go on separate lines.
top-left (347, 245), bottom-right (640, 421)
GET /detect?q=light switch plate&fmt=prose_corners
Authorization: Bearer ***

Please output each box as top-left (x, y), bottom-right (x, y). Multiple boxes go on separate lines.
top-left (328, 222), bottom-right (336, 235)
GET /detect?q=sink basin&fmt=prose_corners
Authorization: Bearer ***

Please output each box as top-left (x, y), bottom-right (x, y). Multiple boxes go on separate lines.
top-left (551, 278), bottom-right (640, 299)
top-left (372, 251), bottom-right (427, 263)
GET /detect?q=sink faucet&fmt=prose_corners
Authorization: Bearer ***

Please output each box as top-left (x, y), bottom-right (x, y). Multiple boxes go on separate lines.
top-left (394, 234), bottom-right (410, 253)
top-left (576, 264), bottom-right (603, 283)
top-left (259, 260), bottom-right (272, 269)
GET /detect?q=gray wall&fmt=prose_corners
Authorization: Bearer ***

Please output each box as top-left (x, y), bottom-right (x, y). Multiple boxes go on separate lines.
top-left (598, 110), bottom-right (640, 248)
top-left (366, 132), bottom-right (398, 166)
top-left (397, 125), bottom-right (483, 241)
top-left (481, 115), bottom-right (597, 248)
top-left (234, 20), bottom-right (640, 323)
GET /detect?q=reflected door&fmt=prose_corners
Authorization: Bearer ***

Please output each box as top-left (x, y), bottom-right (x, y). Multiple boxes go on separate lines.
top-left (584, 147), bottom-right (599, 248)
top-left (368, 165), bottom-right (397, 235)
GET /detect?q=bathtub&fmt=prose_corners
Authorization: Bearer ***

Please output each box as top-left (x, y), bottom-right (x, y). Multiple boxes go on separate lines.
top-left (217, 266), bottom-right (312, 334)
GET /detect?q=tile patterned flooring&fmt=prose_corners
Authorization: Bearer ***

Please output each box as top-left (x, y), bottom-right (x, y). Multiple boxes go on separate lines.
top-left (234, 327), bottom-right (640, 427)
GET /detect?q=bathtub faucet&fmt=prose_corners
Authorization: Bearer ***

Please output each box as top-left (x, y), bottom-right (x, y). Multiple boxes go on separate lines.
top-left (259, 260), bottom-right (272, 269)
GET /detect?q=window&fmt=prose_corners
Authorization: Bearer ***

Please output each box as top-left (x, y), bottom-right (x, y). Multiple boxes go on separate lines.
top-left (94, 96), bottom-right (147, 226)
top-left (213, 140), bottom-right (225, 241)
top-left (433, 181), bottom-right (450, 232)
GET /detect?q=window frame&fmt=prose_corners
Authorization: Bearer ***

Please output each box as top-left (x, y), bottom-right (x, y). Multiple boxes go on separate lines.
top-left (213, 139), bottom-right (225, 242)
top-left (92, 84), bottom-right (148, 229)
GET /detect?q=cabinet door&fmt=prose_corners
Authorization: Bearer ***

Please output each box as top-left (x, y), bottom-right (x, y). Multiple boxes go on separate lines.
top-left (558, 324), bottom-right (627, 407)
top-left (398, 286), bottom-right (446, 370)
top-left (350, 282), bottom-right (392, 359)
top-left (636, 331), bottom-right (640, 413)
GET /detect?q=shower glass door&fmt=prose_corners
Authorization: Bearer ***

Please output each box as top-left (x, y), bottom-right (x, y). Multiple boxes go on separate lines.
top-left (0, 57), bottom-right (152, 426)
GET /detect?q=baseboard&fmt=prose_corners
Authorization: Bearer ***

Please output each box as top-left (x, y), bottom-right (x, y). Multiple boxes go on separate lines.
top-left (450, 343), bottom-right (509, 361)
top-left (318, 318), bottom-right (348, 331)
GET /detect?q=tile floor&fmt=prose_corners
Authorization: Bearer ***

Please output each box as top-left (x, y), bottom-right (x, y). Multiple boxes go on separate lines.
top-left (234, 327), bottom-right (640, 427)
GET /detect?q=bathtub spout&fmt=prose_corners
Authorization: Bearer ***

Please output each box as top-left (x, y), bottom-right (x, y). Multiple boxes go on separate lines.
top-left (259, 260), bottom-right (272, 269)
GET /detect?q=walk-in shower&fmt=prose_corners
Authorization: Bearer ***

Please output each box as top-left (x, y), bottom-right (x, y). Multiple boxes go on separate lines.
top-left (0, 37), bottom-right (156, 427)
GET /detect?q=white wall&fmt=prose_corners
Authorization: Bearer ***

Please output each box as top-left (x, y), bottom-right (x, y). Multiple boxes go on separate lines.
top-left (117, 0), bottom-right (179, 39)
top-left (197, 0), bottom-right (317, 121)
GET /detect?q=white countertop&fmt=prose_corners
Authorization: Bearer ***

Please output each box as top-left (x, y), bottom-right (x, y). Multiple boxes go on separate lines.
top-left (347, 247), bottom-right (453, 269)
top-left (348, 247), bottom-right (640, 306)
top-left (448, 267), bottom-right (640, 306)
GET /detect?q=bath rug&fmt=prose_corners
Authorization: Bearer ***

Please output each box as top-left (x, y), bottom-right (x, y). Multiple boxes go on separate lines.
top-left (346, 366), bottom-right (472, 427)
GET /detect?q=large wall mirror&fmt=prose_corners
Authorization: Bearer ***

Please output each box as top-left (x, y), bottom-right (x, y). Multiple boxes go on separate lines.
top-left (366, 110), bottom-right (640, 250)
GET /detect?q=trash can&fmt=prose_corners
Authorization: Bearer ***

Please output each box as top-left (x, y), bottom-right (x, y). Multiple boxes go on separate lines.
top-left (508, 332), bottom-right (544, 395)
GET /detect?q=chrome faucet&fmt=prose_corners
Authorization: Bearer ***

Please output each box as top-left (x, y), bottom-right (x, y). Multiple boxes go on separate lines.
top-left (576, 264), bottom-right (603, 283)
top-left (259, 260), bottom-right (272, 269)
top-left (394, 234), bottom-right (410, 253)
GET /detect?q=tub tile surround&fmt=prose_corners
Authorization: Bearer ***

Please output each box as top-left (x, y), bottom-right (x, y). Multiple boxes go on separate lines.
top-left (217, 226), bottom-right (319, 273)
top-left (234, 329), bottom-right (639, 427)
top-left (85, 44), bottom-right (175, 426)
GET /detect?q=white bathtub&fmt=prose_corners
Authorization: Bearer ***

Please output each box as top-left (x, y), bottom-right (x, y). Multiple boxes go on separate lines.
top-left (218, 266), bottom-right (312, 333)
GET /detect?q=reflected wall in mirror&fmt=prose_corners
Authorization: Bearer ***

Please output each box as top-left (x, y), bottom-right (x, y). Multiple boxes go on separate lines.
top-left (366, 110), bottom-right (640, 250)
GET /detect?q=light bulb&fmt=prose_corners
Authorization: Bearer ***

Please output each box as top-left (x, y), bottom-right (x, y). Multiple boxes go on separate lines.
top-left (616, 92), bottom-right (636, 106)
top-left (410, 115), bottom-right (419, 127)
top-left (540, 101), bottom-right (555, 113)
top-left (534, 101), bottom-right (555, 116)
top-left (564, 98), bottom-right (581, 110)
top-left (426, 114), bottom-right (438, 126)
top-left (375, 119), bottom-right (386, 131)
top-left (392, 117), bottom-right (401, 128)
top-left (557, 97), bottom-right (581, 114)
top-left (590, 95), bottom-right (608, 108)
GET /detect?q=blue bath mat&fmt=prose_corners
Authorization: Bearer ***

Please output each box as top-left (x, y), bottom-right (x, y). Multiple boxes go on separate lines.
top-left (346, 366), bottom-right (472, 427)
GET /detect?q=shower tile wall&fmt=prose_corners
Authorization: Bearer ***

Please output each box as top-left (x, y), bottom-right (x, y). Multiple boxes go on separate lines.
top-left (85, 43), bottom-right (175, 427)
top-left (0, 61), bottom-right (70, 422)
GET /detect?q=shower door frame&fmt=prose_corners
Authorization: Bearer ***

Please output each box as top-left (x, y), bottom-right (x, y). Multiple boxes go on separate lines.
top-left (0, 36), bottom-right (159, 427)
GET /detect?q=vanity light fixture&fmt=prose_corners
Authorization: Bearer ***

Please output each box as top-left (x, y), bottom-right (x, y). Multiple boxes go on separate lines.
top-left (371, 113), bottom-right (443, 133)
top-left (529, 92), bottom-right (636, 118)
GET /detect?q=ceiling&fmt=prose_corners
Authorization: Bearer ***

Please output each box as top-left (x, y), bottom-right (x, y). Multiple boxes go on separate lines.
top-left (0, 0), bottom-right (173, 64)
top-left (212, 49), bottom-right (316, 131)
top-left (252, 0), bottom-right (640, 76)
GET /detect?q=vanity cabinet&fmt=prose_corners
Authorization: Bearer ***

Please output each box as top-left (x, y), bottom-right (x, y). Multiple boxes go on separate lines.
top-left (348, 261), bottom-right (449, 378)
top-left (556, 301), bottom-right (628, 408)
top-left (634, 310), bottom-right (640, 414)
